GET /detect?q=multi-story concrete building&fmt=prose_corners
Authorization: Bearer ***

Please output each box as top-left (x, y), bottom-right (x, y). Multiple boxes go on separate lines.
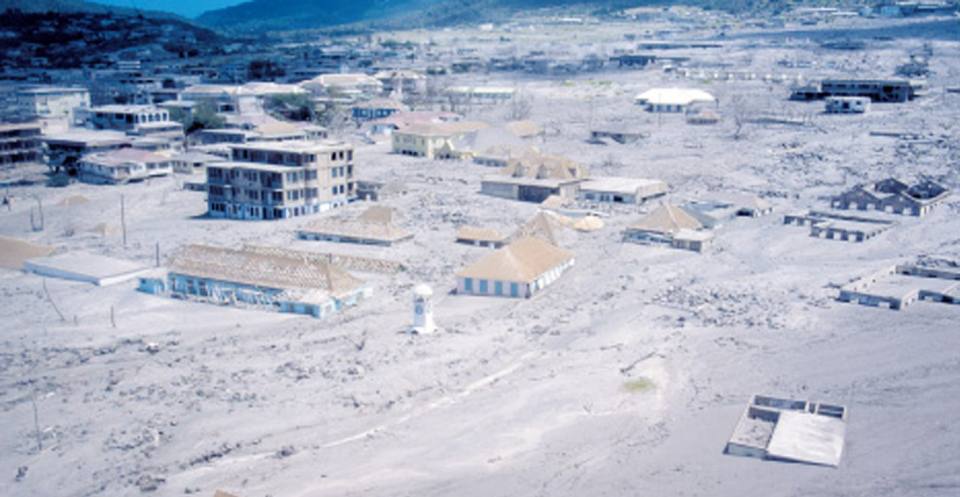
top-left (42, 129), bottom-right (133, 170)
top-left (792, 79), bottom-right (925, 103)
top-left (78, 148), bottom-right (174, 184)
top-left (180, 84), bottom-right (256, 114)
top-left (391, 121), bottom-right (488, 159)
top-left (300, 74), bottom-right (383, 99)
top-left (81, 105), bottom-right (184, 150)
top-left (206, 141), bottom-right (356, 220)
top-left (374, 70), bottom-right (427, 97)
top-left (352, 99), bottom-right (405, 122)
top-left (194, 121), bottom-right (327, 146)
top-left (0, 123), bottom-right (43, 167)
top-left (84, 105), bottom-right (171, 132)
top-left (15, 87), bottom-right (90, 124)
top-left (446, 86), bottom-right (515, 105)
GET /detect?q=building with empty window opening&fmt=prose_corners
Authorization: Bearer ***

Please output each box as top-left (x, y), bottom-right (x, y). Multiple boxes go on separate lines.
top-left (206, 141), bottom-right (356, 220)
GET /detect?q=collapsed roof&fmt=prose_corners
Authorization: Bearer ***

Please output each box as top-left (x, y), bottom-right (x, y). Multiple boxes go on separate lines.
top-left (169, 244), bottom-right (363, 300)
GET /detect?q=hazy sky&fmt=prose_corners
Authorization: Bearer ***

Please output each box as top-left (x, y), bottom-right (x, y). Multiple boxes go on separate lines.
top-left (95, 0), bottom-right (246, 18)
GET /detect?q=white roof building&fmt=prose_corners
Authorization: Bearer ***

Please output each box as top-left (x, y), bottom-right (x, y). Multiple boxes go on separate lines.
top-left (300, 73), bottom-right (383, 97)
top-left (24, 252), bottom-right (152, 286)
top-left (78, 148), bottom-right (173, 184)
top-left (446, 86), bottom-right (515, 104)
top-left (579, 177), bottom-right (668, 204)
top-left (634, 88), bottom-right (716, 112)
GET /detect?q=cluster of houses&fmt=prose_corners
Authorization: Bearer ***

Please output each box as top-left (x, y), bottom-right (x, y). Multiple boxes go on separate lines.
top-left (620, 195), bottom-right (773, 253)
top-left (784, 178), bottom-right (950, 243)
top-left (2, 4), bottom-right (956, 323)
top-left (838, 264), bottom-right (960, 311)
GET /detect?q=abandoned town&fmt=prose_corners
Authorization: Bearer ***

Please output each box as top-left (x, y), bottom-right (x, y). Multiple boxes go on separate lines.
top-left (1, 1), bottom-right (959, 496)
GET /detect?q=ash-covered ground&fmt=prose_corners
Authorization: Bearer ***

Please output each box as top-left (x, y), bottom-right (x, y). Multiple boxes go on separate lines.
top-left (2, 13), bottom-right (960, 497)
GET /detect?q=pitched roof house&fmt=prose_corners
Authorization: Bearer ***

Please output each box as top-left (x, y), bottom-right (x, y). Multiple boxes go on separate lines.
top-left (624, 204), bottom-right (714, 252)
top-left (298, 206), bottom-right (414, 246)
top-left (481, 153), bottom-right (588, 203)
top-left (456, 225), bottom-right (508, 248)
top-left (456, 237), bottom-right (575, 298)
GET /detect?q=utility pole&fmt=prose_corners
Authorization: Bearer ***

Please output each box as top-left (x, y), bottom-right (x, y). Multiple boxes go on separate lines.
top-left (42, 278), bottom-right (66, 322)
top-left (31, 390), bottom-right (42, 452)
top-left (36, 196), bottom-right (43, 228)
top-left (120, 195), bottom-right (127, 248)
top-left (155, 242), bottom-right (160, 267)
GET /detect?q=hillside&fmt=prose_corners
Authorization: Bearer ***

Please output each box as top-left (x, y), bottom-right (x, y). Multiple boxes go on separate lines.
top-left (195, 0), bottom-right (856, 32)
top-left (0, 9), bottom-right (224, 69)
top-left (196, 0), bottom-right (651, 32)
top-left (196, 0), bottom-right (442, 32)
top-left (0, 0), bottom-right (182, 19)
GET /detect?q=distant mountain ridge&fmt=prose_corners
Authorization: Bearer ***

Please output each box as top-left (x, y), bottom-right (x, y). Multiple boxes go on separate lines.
top-left (194, 0), bottom-right (847, 33)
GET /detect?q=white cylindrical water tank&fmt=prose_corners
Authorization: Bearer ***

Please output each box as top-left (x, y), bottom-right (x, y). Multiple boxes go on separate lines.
top-left (411, 284), bottom-right (436, 334)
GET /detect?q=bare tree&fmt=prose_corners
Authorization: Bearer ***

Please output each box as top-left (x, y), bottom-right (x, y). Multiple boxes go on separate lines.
top-left (507, 90), bottom-right (533, 121)
top-left (729, 94), bottom-right (750, 141)
top-left (318, 103), bottom-right (353, 138)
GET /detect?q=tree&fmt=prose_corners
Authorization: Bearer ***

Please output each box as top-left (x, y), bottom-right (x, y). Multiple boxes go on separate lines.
top-left (247, 59), bottom-right (285, 81)
top-left (265, 93), bottom-right (316, 122)
top-left (507, 90), bottom-right (533, 121)
top-left (729, 94), bottom-right (750, 141)
top-left (317, 103), bottom-right (353, 137)
top-left (186, 102), bottom-right (226, 134)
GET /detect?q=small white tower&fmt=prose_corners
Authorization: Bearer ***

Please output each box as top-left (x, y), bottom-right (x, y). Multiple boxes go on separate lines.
top-left (410, 284), bottom-right (436, 334)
